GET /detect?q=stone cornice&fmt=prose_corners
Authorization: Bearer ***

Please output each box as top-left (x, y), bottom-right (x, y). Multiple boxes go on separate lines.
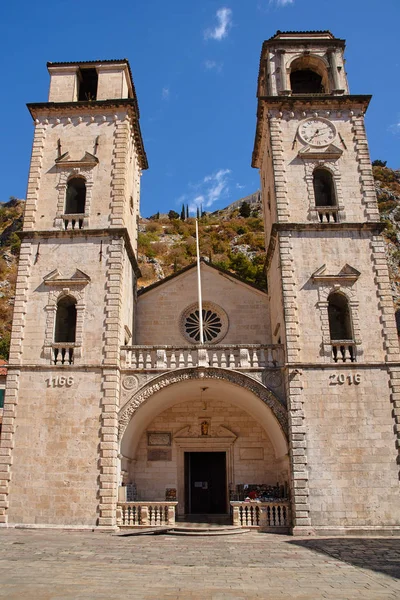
top-left (258, 94), bottom-right (371, 107)
top-left (18, 228), bottom-right (142, 278)
top-left (283, 362), bottom-right (400, 369)
top-left (27, 100), bottom-right (148, 171)
top-left (263, 31), bottom-right (344, 46)
top-left (265, 222), bottom-right (385, 270)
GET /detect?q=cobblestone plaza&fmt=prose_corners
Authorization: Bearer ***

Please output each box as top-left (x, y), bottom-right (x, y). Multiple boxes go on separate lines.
top-left (0, 529), bottom-right (399, 599)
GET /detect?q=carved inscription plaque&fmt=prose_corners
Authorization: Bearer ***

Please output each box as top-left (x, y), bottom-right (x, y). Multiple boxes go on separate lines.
top-left (147, 432), bottom-right (172, 447)
top-left (239, 447), bottom-right (264, 460)
top-left (147, 449), bottom-right (172, 462)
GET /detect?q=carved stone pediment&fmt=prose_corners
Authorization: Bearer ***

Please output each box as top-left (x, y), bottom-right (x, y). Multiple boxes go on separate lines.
top-left (311, 263), bottom-right (360, 284)
top-left (174, 425), bottom-right (196, 438)
top-left (173, 423), bottom-right (238, 447)
top-left (55, 151), bottom-right (99, 168)
top-left (44, 269), bottom-right (91, 286)
top-left (298, 143), bottom-right (343, 160)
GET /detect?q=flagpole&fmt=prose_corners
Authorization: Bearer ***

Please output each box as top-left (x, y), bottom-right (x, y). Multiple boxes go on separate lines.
top-left (195, 219), bottom-right (204, 344)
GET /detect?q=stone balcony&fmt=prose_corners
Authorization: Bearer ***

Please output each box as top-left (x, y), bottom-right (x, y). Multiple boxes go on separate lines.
top-left (120, 344), bottom-right (285, 372)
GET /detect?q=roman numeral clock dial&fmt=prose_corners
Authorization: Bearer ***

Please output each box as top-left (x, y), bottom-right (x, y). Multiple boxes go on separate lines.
top-left (298, 118), bottom-right (337, 147)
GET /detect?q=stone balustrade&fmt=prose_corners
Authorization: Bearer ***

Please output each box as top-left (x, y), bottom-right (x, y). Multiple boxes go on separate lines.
top-left (117, 502), bottom-right (178, 528)
top-left (52, 343), bottom-right (75, 365)
top-left (121, 344), bottom-right (284, 371)
top-left (231, 501), bottom-right (290, 530)
top-left (331, 340), bottom-right (356, 363)
top-left (61, 213), bottom-right (87, 230)
top-left (315, 206), bottom-right (339, 223)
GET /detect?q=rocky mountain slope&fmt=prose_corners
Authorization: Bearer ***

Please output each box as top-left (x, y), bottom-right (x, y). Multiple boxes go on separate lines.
top-left (0, 166), bottom-right (399, 359)
top-left (372, 165), bottom-right (400, 313)
top-left (0, 198), bottom-right (23, 359)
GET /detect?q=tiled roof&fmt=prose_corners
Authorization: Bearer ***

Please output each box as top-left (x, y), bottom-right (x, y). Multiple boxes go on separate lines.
top-left (47, 59), bottom-right (129, 66)
top-left (267, 30), bottom-right (334, 41)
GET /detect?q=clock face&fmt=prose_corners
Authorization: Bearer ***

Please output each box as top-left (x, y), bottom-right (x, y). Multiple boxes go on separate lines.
top-left (298, 118), bottom-right (337, 147)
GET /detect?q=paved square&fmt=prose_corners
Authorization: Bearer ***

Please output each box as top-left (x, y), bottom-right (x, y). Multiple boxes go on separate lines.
top-left (0, 529), bottom-right (399, 599)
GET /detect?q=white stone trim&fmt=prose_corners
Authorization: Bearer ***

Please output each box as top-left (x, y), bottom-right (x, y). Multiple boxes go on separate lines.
top-left (303, 160), bottom-right (345, 222)
top-left (268, 115), bottom-right (289, 222)
top-left (43, 288), bottom-right (86, 362)
top-left (174, 435), bottom-right (236, 516)
top-left (23, 124), bottom-right (46, 231)
top-left (315, 284), bottom-right (362, 362)
top-left (286, 52), bottom-right (331, 94)
top-left (351, 115), bottom-right (380, 222)
top-left (54, 169), bottom-right (94, 229)
top-left (118, 368), bottom-right (288, 440)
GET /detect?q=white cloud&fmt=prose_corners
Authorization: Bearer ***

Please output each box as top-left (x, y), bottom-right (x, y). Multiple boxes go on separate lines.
top-left (190, 169), bottom-right (232, 212)
top-left (162, 87), bottom-right (170, 100)
top-left (204, 8), bottom-right (232, 41)
top-left (204, 60), bottom-right (223, 73)
top-left (177, 169), bottom-right (232, 213)
top-left (270, 0), bottom-right (294, 5)
top-left (389, 121), bottom-right (400, 134)
top-left (236, 183), bottom-right (245, 190)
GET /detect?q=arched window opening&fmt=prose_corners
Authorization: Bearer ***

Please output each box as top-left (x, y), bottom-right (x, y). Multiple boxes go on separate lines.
top-left (328, 293), bottom-right (355, 363)
top-left (78, 68), bottom-right (98, 101)
top-left (328, 293), bottom-right (352, 340)
top-left (313, 169), bottom-right (338, 223)
top-left (54, 297), bottom-right (77, 343)
top-left (65, 178), bottom-right (86, 215)
top-left (290, 69), bottom-right (324, 94)
top-left (53, 296), bottom-right (77, 365)
top-left (289, 56), bottom-right (329, 95)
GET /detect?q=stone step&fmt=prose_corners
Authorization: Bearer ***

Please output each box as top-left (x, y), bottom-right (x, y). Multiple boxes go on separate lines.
top-left (168, 526), bottom-right (251, 536)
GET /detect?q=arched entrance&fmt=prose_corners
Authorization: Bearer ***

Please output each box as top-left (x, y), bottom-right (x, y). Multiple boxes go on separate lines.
top-left (118, 368), bottom-right (289, 520)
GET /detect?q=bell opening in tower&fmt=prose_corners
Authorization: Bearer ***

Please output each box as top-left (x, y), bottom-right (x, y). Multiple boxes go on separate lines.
top-left (290, 69), bottom-right (324, 94)
top-left (78, 67), bottom-right (98, 101)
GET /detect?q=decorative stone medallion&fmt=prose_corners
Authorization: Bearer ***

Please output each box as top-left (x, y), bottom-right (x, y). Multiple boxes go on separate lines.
top-left (264, 371), bottom-right (283, 389)
top-left (122, 375), bottom-right (138, 391)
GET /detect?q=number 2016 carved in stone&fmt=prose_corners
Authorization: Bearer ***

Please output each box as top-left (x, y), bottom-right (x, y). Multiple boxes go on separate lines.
top-left (329, 373), bottom-right (361, 385)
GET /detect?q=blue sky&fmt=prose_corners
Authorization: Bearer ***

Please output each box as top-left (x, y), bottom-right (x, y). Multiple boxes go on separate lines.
top-left (0, 0), bottom-right (399, 217)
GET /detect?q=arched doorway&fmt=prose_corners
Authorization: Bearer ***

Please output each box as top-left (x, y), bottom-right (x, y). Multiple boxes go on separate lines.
top-left (118, 369), bottom-right (289, 520)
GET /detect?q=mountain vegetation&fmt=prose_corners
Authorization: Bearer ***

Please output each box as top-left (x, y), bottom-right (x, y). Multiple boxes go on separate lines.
top-left (0, 165), bottom-right (399, 359)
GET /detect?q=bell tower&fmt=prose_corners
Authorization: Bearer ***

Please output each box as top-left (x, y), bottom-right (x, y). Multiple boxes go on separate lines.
top-left (0, 60), bottom-right (147, 528)
top-left (253, 31), bottom-right (400, 534)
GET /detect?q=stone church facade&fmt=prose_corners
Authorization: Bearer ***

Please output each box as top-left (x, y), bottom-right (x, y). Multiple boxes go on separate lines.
top-left (0, 31), bottom-right (399, 535)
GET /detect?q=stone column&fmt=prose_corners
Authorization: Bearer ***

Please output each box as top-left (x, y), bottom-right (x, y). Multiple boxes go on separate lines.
top-left (278, 50), bottom-right (289, 94)
top-left (327, 49), bottom-right (341, 92)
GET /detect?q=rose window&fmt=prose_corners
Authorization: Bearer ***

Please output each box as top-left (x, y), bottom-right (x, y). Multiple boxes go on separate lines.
top-left (180, 302), bottom-right (228, 344)
top-left (185, 309), bottom-right (223, 342)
